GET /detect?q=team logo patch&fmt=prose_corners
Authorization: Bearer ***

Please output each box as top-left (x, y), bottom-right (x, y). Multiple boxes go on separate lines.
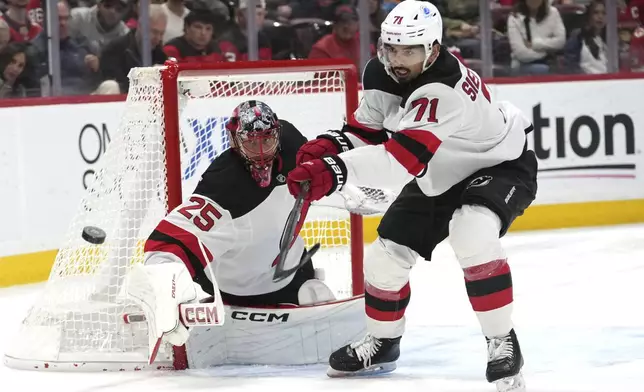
top-left (276, 174), bottom-right (286, 183)
top-left (467, 175), bottom-right (493, 188)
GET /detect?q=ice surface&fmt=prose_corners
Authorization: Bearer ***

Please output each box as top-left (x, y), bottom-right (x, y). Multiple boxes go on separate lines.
top-left (2, 224), bottom-right (643, 392)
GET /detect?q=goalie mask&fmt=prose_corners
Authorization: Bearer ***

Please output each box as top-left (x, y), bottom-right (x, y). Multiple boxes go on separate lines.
top-left (226, 100), bottom-right (281, 187)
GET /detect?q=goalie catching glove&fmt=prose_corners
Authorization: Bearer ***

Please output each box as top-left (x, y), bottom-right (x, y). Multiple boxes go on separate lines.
top-left (287, 155), bottom-right (348, 202)
top-left (124, 262), bottom-right (225, 363)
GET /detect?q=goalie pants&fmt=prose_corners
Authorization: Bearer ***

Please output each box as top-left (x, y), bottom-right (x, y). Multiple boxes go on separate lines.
top-left (220, 257), bottom-right (315, 307)
top-left (367, 148), bottom-right (538, 339)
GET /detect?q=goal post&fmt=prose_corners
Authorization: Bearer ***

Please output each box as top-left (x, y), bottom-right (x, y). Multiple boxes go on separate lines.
top-left (4, 58), bottom-right (379, 372)
top-left (160, 59), bottom-right (364, 297)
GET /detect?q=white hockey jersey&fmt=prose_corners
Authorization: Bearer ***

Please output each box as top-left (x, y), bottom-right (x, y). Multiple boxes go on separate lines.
top-left (143, 120), bottom-right (309, 297)
top-left (338, 46), bottom-right (534, 196)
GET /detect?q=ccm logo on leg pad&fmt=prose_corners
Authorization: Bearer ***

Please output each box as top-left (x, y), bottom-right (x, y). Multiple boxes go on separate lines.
top-left (231, 311), bottom-right (290, 322)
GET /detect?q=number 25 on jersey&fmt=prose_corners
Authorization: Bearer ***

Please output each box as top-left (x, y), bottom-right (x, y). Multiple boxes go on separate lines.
top-left (178, 196), bottom-right (222, 231)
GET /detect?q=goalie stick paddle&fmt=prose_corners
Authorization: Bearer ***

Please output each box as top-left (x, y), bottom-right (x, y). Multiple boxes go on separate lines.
top-left (273, 181), bottom-right (320, 283)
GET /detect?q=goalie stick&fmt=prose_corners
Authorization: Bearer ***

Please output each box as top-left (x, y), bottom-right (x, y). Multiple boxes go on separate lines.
top-left (271, 182), bottom-right (393, 283)
top-left (273, 181), bottom-right (320, 283)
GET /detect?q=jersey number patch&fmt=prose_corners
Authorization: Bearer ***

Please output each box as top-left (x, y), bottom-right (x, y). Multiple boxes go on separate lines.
top-left (178, 196), bottom-right (222, 231)
top-left (411, 97), bottom-right (439, 123)
top-left (462, 68), bottom-right (491, 102)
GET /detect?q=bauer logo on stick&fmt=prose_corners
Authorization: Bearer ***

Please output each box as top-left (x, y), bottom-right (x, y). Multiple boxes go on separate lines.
top-left (82, 226), bottom-right (107, 244)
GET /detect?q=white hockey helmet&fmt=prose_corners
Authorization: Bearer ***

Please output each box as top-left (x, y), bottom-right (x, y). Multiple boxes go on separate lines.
top-left (379, 1), bottom-right (443, 79)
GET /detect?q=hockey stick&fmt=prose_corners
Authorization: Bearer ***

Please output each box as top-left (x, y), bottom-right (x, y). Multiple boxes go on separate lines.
top-left (273, 181), bottom-right (320, 283)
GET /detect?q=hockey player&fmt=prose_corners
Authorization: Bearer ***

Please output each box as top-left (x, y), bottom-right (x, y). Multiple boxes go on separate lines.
top-left (287, 1), bottom-right (537, 391)
top-left (125, 100), bottom-right (366, 367)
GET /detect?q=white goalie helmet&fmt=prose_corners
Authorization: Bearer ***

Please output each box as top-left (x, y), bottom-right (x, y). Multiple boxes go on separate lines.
top-left (379, 0), bottom-right (443, 80)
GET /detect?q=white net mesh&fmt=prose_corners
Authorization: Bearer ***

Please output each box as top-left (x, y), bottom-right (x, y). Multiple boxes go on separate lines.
top-left (5, 63), bottom-right (381, 370)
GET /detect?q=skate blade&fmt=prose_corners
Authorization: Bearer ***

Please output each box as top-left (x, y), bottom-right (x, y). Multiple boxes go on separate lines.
top-left (326, 362), bottom-right (396, 378)
top-left (495, 372), bottom-right (526, 392)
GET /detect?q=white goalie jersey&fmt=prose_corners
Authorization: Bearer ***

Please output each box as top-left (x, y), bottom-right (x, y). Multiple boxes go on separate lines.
top-left (143, 119), bottom-right (309, 297)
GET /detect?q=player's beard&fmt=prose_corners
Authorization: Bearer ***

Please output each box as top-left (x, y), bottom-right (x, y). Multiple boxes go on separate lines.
top-left (392, 67), bottom-right (412, 83)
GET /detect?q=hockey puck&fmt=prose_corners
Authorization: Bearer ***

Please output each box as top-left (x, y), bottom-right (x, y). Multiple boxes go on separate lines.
top-left (82, 226), bottom-right (106, 245)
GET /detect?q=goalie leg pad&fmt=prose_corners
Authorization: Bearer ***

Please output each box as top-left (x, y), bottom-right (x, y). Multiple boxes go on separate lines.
top-left (185, 296), bottom-right (367, 367)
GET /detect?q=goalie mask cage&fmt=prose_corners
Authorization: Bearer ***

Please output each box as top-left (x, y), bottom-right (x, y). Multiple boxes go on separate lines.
top-left (4, 59), bottom-right (373, 372)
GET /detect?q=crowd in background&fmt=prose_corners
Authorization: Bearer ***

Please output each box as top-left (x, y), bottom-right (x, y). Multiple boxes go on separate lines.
top-left (0, 0), bottom-right (642, 99)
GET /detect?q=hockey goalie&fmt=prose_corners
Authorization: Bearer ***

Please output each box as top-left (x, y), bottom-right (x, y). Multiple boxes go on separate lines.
top-left (124, 100), bottom-right (366, 368)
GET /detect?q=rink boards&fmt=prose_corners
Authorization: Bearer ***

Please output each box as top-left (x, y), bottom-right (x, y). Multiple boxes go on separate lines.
top-left (1, 73), bottom-right (644, 287)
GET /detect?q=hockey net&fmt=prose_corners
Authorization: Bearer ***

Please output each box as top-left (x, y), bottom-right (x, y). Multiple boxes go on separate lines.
top-left (4, 59), bottom-right (395, 372)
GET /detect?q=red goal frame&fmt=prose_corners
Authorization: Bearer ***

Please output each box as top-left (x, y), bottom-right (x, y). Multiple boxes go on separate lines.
top-left (159, 58), bottom-right (364, 369)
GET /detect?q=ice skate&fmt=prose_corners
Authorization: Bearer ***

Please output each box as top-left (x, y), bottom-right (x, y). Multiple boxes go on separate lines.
top-left (486, 329), bottom-right (526, 392)
top-left (327, 333), bottom-right (400, 377)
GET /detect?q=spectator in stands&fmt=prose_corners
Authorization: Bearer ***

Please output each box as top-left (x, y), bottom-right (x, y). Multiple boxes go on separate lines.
top-left (185, 0), bottom-right (230, 22)
top-left (616, 0), bottom-right (644, 71)
top-left (56, 0), bottom-right (112, 94)
top-left (161, 0), bottom-right (189, 43)
top-left (26, 0), bottom-right (43, 26)
top-left (290, 0), bottom-right (348, 21)
top-left (619, 0), bottom-right (644, 27)
top-left (69, 0), bottom-right (129, 52)
top-left (1, 0), bottom-right (42, 42)
top-left (382, 0), bottom-right (398, 14)
top-left (218, 0), bottom-right (272, 61)
top-left (0, 0), bottom-right (44, 95)
top-left (369, 0), bottom-right (385, 48)
top-left (0, 19), bottom-right (9, 51)
top-left (99, 4), bottom-right (167, 93)
top-left (436, 0), bottom-right (481, 59)
top-left (267, 0), bottom-right (292, 23)
top-left (563, 0), bottom-right (608, 74)
top-left (507, 0), bottom-right (566, 75)
top-left (628, 25), bottom-right (644, 71)
top-left (0, 41), bottom-right (27, 98)
top-left (308, 5), bottom-right (362, 68)
top-left (124, 0), bottom-right (139, 29)
top-left (163, 8), bottom-right (227, 63)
